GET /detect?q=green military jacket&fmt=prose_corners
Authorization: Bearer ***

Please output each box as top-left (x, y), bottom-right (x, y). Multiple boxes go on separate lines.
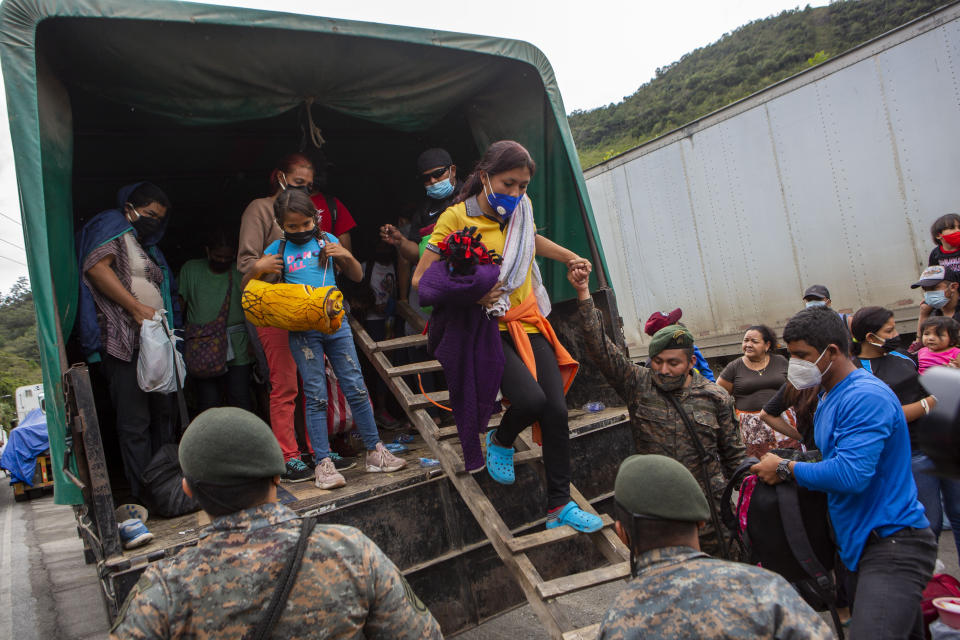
top-left (597, 546), bottom-right (834, 639)
top-left (578, 299), bottom-right (746, 553)
top-left (110, 502), bottom-right (442, 640)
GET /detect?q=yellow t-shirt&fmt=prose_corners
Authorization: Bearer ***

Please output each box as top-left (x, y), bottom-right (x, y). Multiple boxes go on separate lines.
top-left (428, 199), bottom-right (539, 333)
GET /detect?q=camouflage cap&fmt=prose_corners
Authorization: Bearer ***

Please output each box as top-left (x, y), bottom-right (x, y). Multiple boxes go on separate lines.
top-left (615, 454), bottom-right (710, 522)
top-left (647, 324), bottom-right (695, 359)
top-left (179, 408), bottom-right (286, 484)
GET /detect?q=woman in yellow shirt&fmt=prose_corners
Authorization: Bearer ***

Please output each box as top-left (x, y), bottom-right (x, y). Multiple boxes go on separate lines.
top-left (412, 140), bottom-right (602, 533)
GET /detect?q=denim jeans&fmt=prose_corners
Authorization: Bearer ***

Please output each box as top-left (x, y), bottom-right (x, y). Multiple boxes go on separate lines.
top-left (847, 526), bottom-right (936, 640)
top-left (912, 452), bottom-right (960, 559)
top-left (288, 324), bottom-right (380, 461)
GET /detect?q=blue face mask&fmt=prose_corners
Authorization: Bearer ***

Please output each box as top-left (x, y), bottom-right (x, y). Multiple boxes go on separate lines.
top-left (925, 290), bottom-right (950, 309)
top-left (805, 300), bottom-right (826, 309)
top-left (425, 178), bottom-right (454, 200)
top-left (483, 174), bottom-right (522, 220)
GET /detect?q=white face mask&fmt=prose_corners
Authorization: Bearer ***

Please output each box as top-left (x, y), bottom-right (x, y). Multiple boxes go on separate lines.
top-left (787, 348), bottom-right (833, 390)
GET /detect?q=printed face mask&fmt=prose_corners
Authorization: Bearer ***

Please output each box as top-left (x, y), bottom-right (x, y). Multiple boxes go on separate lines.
top-left (483, 174), bottom-right (522, 220)
top-left (805, 300), bottom-right (826, 309)
top-left (425, 178), bottom-right (454, 200)
top-left (787, 348), bottom-right (832, 390)
top-left (925, 290), bottom-right (950, 309)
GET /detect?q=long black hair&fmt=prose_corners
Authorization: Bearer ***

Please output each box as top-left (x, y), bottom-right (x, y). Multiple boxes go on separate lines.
top-left (850, 306), bottom-right (894, 356)
top-left (456, 140), bottom-right (536, 204)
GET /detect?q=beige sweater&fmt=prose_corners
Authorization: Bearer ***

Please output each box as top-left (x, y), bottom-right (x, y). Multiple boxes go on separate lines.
top-left (237, 197), bottom-right (282, 289)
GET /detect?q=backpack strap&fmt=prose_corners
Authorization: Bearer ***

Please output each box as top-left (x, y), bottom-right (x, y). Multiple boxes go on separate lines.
top-left (656, 388), bottom-right (731, 560)
top-left (243, 516), bottom-right (318, 640)
top-left (276, 239), bottom-right (287, 284)
top-left (776, 482), bottom-right (845, 639)
top-left (323, 193), bottom-right (338, 233)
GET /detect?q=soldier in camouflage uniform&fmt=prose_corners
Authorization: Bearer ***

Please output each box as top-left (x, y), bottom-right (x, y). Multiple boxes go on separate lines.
top-left (568, 266), bottom-right (745, 555)
top-left (109, 407), bottom-right (442, 640)
top-left (598, 454), bottom-right (833, 639)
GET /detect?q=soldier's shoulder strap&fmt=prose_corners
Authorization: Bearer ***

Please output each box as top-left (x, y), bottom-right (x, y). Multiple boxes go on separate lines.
top-left (243, 516), bottom-right (318, 640)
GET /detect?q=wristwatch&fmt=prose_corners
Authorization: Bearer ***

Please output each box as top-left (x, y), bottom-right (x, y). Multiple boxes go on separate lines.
top-left (776, 459), bottom-right (793, 482)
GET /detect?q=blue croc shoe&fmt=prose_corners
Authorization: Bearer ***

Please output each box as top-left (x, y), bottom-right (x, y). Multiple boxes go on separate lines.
top-left (485, 430), bottom-right (515, 485)
top-left (546, 501), bottom-right (603, 533)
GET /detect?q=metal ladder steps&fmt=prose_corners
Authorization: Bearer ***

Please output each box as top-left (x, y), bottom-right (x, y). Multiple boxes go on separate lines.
top-left (506, 514), bottom-right (615, 553)
top-left (536, 561), bottom-right (631, 599)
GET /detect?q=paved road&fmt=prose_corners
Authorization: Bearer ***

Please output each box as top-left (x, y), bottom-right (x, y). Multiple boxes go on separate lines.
top-left (0, 484), bottom-right (109, 640)
top-left (1, 485), bottom-right (957, 640)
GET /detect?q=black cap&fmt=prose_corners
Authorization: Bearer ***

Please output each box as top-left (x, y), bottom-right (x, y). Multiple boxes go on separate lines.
top-left (803, 284), bottom-right (830, 300)
top-left (417, 148), bottom-right (453, 174)
top-left (912, 265), bottom-right (960, 289)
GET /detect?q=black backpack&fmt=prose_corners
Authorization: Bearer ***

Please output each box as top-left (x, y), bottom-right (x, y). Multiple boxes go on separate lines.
top-left (721, 452), bottom-right (844, 636)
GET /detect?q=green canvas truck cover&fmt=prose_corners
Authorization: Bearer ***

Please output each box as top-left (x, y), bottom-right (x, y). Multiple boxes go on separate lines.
top-left (0, 0), bottom-right (608, 504)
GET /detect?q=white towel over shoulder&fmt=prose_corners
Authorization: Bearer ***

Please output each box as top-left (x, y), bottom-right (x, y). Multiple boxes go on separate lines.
top-left (486, 195), bottom-right (551, 318)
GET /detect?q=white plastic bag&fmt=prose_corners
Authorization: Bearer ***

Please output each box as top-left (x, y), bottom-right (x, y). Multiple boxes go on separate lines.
top-left (137, 310), bottom-right (186, 394)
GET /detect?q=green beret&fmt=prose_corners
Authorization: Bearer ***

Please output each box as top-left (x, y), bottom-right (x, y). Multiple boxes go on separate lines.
top-left (648, 324), bottom-right (695, 359)
top-left (615, 454), bottom-right (710, 522)
top-left (179, 408), bottom-right (286, 484)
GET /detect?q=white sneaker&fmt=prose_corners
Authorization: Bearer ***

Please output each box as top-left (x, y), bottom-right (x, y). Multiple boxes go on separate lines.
top-left (314, 457), bottom-right (346, 490)
top-left (365, 442), bottom-right (407, 473)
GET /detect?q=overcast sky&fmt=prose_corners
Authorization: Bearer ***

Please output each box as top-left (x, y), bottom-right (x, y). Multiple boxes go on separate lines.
top-left (0, 0), bottom-right (817, 293)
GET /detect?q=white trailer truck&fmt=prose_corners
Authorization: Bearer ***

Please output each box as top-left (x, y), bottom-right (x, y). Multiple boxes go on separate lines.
top-left (584, 2), bottom-right (960, 357)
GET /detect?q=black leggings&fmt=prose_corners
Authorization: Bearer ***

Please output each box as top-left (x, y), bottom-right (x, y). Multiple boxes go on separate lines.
top-left (497, 333), bottom-right (571, 510)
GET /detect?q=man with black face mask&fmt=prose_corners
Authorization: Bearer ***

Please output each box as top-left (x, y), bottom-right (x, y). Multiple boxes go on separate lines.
top-left (178, 231), bottom-right (253, 413)
top-left (568, 265), bottom-right (745, 557)
top-left (76, 181), bottom-right (179, 510)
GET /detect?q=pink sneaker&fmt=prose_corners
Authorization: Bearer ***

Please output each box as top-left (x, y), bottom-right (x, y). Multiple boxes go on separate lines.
top-left (365, 442), bottom-right (407, 473)
top-left (315, 457), bottom-right (346, 490)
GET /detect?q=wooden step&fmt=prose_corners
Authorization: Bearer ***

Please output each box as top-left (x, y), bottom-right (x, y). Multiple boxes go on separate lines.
top-left (562, 624), bottom-right (600, 640)
top-left (506, 514), bottom-right (614, 554)
top-left (375, 334), bottom-right (428, 352)
top-left (408, 390), bottom-right (450, 409)
top-left (536, 561), bottom-right (631, 599)
top-left (437, 426), bottom-right (459, 440)
top-left (384, 360), bottom-right (444, 377)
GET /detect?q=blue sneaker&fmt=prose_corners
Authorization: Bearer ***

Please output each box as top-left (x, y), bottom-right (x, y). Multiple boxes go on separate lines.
top-left (485, 430), bottom-right (515, 485)
top-left (546, 501), bottom-right (603, 533)
top-left (119, 518), bottom-right (154, 549)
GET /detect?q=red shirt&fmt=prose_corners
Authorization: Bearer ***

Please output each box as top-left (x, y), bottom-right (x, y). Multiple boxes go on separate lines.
top-left (310, 193), bottom-right (356, 238)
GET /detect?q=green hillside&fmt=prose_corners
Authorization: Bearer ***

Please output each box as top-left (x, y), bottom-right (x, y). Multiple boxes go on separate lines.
top-left (570, 0), bottom-right (946, 169)
top-left (0, 277), bottom-right (42, 425)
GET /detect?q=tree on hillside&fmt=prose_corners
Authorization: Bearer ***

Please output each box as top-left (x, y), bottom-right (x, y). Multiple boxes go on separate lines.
top-left (0, 276), bottom-right (42, 424)
top-left (0, 276), bottom-right (39, 362)
top-left (570, 0), bottom-right (945, 168)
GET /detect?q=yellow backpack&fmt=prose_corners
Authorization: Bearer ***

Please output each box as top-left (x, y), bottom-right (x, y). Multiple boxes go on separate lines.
top-left (241, 234), bottom-right (345, 333)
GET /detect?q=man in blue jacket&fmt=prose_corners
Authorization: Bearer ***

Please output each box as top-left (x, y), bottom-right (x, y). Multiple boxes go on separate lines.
top-left (752, 306), bottom-right (935, 640)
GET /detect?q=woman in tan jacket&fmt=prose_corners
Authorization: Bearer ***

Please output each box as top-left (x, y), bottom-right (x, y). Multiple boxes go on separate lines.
top-left (237, 152), bottom-right (354, 482)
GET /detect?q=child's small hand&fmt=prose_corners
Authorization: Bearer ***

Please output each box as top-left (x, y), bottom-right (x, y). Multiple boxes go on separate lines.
top-left (321, 243), bottom-right (352, 261)
top-left (253, 254), bottom-right (283, 275)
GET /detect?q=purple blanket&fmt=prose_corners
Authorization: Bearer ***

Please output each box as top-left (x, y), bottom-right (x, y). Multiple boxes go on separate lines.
top-left (418, 262), bottom-right (503, 471)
